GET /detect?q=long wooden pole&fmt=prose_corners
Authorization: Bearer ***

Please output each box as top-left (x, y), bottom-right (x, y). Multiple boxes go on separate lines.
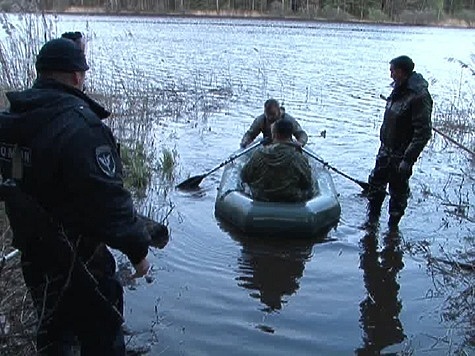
top-left (380, 94), bottom-right (474, 157)
top-left (432, 127), bottom-right (475, 157)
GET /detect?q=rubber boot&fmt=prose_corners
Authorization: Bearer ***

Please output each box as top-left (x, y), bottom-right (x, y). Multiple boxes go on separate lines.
top-left (364, 199), bottom-right (383, 228)
top-left (388, 213), bottom-right (402, 230)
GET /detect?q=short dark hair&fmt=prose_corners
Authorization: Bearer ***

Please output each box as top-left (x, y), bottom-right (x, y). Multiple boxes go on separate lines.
top-left (390, 55), bottom-right (415, 75)
top-left (264, 98), bottom-right (279, 111)
top-left (61, 31), bottom-right (83, 42)
top-left (273, 118), bottom-right (293, 138)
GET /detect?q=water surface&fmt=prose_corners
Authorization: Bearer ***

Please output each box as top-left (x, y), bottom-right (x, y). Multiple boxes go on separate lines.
top-left (55, 16), bottom-right (475, 355)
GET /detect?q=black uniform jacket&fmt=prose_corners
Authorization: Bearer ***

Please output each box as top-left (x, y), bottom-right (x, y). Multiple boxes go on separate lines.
top-left (1, 79), bottom-right (150, 271)
top-left (380, 72), bottom-right (433, 164)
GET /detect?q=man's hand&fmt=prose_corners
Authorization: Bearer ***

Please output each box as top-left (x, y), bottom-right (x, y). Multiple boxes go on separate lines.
top-left (291, 140), bottom-right (303, 152)
top-left (138, 214), bottom-right (169, 249)
top-left (398, 160), bottom-right (413, 179)
top-left (132, 257), bottom-right (150, 278)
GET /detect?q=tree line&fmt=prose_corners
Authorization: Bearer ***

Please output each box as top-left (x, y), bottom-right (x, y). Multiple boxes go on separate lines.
top-left (2, 0), bottom-right (475, 24)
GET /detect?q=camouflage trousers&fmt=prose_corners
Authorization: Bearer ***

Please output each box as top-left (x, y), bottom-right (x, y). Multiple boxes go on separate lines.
top-left (367, 147), bottom-right (411, 219)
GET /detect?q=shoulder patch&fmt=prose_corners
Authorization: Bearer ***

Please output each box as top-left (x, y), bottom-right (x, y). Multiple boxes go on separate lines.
top-left (95, 145), bottom-right (116, 177)
top-left (0, 143), bottom-right (31, 166)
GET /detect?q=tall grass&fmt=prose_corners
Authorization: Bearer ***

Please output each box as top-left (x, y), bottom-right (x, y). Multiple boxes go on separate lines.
top-left (409, 56), bottom-right (475, 354)
top-left (0, 11), bottom-right (58, 101)
top-left (158, 147), bottom-right (179, 181)
top-left (120, 142), bottom-right (153, 197)
top-left (0, 204), bottom-right (36, 356)
top-left (0, 10), bottom-right (54, 355)
top-left (432, 57), bottom-right (475, 153)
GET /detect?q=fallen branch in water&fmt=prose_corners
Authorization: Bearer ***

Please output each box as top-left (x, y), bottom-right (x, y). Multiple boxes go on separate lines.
top-left (379, 94), bottom-right (475, 157)
top-left (432, 127), bottom-right (475, 157)
top-left (430, 257), bottom-right (475, 272)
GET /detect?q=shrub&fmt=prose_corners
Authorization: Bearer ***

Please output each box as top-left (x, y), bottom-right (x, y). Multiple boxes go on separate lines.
top-left (455, 9), bottom-right (475, 27)
top-left (366, 8), bottom-right (390, 22)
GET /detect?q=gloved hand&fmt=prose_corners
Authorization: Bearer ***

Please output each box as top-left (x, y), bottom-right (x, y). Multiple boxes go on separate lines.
top-left (138, 214), bottom-right (169, 249)
top-left (148, 222), bottom-right (169, 249)
top-left (398, 160), bottom-right (413, 179)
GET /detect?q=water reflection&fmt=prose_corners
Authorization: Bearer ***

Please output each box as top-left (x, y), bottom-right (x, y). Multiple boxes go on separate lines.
top-left (356, 226), bottom-right (406, 355)
top-left (234, 234), bottom-right (317, 313)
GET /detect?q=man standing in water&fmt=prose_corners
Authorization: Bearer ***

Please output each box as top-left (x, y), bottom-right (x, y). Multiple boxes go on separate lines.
top-left (240, 98), bottom-right (308, 148)
top-left (0, 37), bottom-right (164, 354)
top-left (366, 55), bottom-right (433, 228)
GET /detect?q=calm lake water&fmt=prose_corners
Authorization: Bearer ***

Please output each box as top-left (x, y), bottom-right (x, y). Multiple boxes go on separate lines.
top-left (50, 15), bottom-right (475, 355)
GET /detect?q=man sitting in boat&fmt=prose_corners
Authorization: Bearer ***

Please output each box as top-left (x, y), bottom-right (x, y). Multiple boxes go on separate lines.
top-left (241, 118), bottom-right (313, 202)
top-left (240, 99), bottom-right (308, 148)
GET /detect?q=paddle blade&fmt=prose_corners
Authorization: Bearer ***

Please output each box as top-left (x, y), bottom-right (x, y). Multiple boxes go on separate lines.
top-left (175, 174), bottom-right (206, 190)
top-left (358, 181), bottom-right (371, 192)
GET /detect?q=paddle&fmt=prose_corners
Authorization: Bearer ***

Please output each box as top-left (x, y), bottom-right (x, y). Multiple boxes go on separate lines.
top-left (432, 126), bottom-right (475, 157)
top-left (176, 140), bottom-right (264, 190)
top-left (302, 147), bottom-right (371, 191)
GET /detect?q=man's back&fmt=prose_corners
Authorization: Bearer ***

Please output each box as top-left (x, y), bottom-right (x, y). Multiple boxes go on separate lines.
top-left (241, 143), bottom-right (312, 202)
top-left (3, 78), bottom-right (151, 265)
top-left (0, 36), bottom-right (156, 355)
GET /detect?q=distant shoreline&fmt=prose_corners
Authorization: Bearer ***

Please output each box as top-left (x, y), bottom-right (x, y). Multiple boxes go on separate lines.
top-left (34, 8), bottom-right (473, 30)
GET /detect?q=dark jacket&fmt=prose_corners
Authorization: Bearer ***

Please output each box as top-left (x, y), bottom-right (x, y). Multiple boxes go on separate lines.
top-left (240, 112), bottom-right (308, 148)
top-left (380, 72), bottom-right (433, 164)
top-left (0, 78), bottom-right (150, 271)
top-left (241, 142), bottom-right (312, 202)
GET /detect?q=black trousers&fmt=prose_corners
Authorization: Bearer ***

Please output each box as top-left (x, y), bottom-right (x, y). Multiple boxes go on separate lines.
top-left (21, 254), bottom-right (125, 356)
top-left (367, 147), bottom-right (411, 218)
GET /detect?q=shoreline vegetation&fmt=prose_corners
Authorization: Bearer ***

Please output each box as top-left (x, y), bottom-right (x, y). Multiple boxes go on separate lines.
top-left (45, 9), bottom-right (475, 29)
top-left (0, 1), bottom-right (474, 28)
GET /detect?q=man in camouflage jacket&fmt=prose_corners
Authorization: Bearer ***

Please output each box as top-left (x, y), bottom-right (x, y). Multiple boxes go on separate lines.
top-left (241, 118), bottom-right (313, 202)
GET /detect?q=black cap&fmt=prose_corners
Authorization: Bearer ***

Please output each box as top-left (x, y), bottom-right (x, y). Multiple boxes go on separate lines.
top-left (35, 38), bottom-right (89, 73)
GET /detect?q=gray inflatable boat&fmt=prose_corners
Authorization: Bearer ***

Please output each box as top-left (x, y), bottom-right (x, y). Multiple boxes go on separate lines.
top-left (215, 146), bottom-right (341, 237)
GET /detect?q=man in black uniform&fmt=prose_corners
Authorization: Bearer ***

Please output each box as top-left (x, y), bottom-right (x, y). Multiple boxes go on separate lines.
top-left (366, 55), bottom-right (432, 228)
top-left (0, 37), bottom-right (155, 355)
